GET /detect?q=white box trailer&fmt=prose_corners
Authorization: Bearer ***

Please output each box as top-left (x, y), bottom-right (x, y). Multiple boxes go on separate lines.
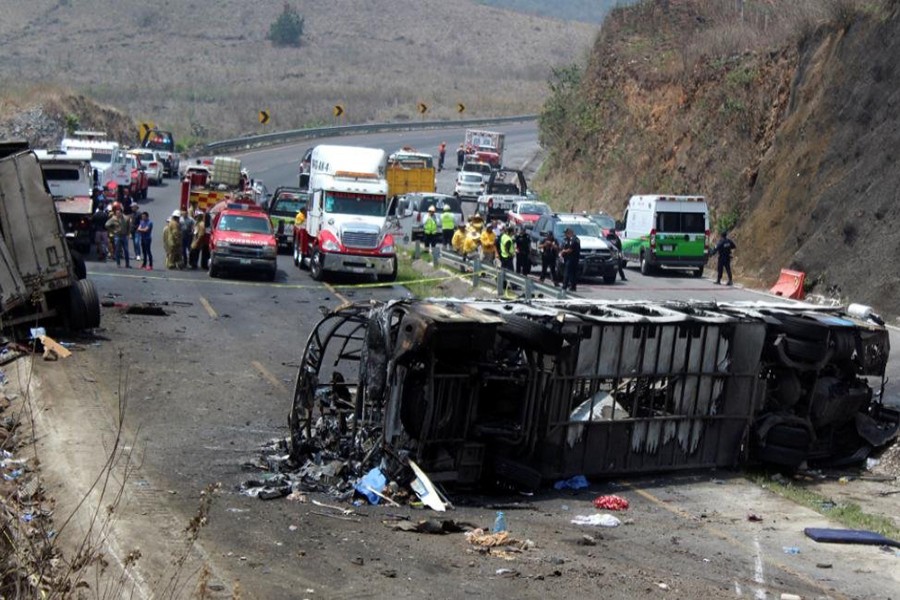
top-left (0, 143), bottom-right (100, 333)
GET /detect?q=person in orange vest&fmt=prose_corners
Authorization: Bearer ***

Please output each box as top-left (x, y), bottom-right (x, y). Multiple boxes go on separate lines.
top-left (438, 142), bottom-right (447, 172)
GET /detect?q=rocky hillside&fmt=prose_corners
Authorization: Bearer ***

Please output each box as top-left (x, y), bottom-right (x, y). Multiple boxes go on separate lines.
top-left (0, 88), bottom-right (135, 149)
top-left (536, 0), bottom-right (900, 318)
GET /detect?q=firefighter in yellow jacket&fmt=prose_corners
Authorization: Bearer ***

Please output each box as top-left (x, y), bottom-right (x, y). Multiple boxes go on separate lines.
top-left (451, 224), bottom-right (466, 254)
top-left (480, 226), bottom-right (497, 262)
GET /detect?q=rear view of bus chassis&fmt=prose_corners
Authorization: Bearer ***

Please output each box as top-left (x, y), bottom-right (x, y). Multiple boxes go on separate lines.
top-left (288, 298), bottom-right (897, 488)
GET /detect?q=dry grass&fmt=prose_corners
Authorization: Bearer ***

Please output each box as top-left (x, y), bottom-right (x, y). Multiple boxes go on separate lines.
top-left (0, 0), bottom-right (596, 142)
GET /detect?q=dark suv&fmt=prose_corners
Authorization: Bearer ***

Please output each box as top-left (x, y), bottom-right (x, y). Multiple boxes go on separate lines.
top-left (528, 213), bottom-right (621, 284)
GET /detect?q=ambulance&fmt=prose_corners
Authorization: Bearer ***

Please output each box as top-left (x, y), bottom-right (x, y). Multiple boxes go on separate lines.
top-left (619, 195), bottom-right (710, 276)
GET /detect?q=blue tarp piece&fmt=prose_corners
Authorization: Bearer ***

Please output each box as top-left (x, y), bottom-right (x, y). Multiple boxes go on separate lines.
top-left (804, 527), bottom-right (900, 548)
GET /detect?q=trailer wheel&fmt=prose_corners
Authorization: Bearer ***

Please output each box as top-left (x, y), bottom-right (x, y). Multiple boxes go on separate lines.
top-left (782, 336), bottom-right (829, 363)
top-left (71, 250), bottom-right (87, 280)
top-left (309, 250), bottom-right (325, 281)
top-left (293, 244), bottom-right (301, 267)
top-left (79, 279), bottom-right (101, 328)
top-left (497, 314), bottom-right (564, 355)
top-left (693, 267), bottom-right (704, 278)
top-left (67, 284), bottom-right (87, 331)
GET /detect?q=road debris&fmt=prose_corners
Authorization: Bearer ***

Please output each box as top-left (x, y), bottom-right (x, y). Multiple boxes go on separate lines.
top-left (571, 514), bottom-right (621, 527)
top-left (465, 528), bottom-right (534, 551)
top-left (388, 518), bottom-right (476, 534)
top-left (804, 527), bottom-right (900, 548)
top-left (592, 495), bottom-right (629, 511)
top-left (554, 475), bottom-right (589, 490)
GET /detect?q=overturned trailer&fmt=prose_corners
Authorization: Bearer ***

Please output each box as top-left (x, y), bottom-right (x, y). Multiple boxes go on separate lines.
top-left (289, 299), bottom-right (896, 488)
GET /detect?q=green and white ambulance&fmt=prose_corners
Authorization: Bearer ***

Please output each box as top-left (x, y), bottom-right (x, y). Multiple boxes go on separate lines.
top-left (620, 195), bottom-right (710, 276)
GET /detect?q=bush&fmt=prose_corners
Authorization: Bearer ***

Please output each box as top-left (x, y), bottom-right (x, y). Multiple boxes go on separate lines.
top-left (268, 3), bottom-right (305, 48)
top-left (65, 113), bottom-right (79, 134)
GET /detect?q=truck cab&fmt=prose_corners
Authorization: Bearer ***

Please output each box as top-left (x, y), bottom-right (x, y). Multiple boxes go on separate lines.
top-left (295, 145), bottom-right (397, 283)
top-left (34, 149), bottom-right (95, 254)
top-left (475, 168), bottom-right (528, 222)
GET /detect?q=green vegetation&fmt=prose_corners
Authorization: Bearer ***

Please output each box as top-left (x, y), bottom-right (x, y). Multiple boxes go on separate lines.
top-left (714, 207), bottom-right (740, 233)
top-left (726, 66), bottom-right (758, 88)
top-left (64, 113), bottom-right (79, 134)
top-left (751, 473), bottom-right (900, 538)
top-left (396, 251), bottom-right (439, 298)
top-left (267, 3), bottom-right (305, 48)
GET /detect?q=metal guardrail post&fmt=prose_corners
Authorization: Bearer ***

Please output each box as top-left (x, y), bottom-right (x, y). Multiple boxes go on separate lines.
top-left (496, 269), bottom-right (505, 296)
top-left (472, 256), bottom-right (481, 287)
top-left (524, 277), bottom-right (534, 300)
top-left (413, 240), bottom-right (421, 260)
top-left (432, 246), bottom-right (440, 268)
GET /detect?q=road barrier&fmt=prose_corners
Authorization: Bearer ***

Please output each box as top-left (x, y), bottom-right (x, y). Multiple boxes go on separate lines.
top-left (769, 268), bottom-right (806, 300)
top-left (204, 115), bottom-right (538, 155)
top-left (411, 242), bottom-right (568, 300)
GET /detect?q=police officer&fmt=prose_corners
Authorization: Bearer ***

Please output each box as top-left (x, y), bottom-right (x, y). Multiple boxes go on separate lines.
top-left (560, 227), bottom-right (581, 292)
top-left (498, 225), bottom-right (515, 271)
top-left (711, 230), bottom-right (736, 285)
top-left (605, 230), bottom-right (627, 281)
top-left (514, 226), bottom-right (531, 276)
top-left (539, 231), bottom-right (559, 285)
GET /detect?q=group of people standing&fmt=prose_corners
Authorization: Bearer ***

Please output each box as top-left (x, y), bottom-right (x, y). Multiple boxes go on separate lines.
top-left (90, 190), bottom-right (210, 271)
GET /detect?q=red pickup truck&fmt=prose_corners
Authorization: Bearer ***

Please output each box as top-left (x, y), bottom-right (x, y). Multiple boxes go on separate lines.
top-left (208, 203), bottom-right (278, 281)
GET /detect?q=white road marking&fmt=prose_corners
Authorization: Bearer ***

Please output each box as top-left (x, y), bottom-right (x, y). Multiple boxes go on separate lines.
top-left (753, 534), bottom-right (767, 599)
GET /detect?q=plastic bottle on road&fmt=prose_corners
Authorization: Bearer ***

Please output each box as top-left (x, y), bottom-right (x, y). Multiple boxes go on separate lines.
top-left (492, 511), bottom-right (507, 533)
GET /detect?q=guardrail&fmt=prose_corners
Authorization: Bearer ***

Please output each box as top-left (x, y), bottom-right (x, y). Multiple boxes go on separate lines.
top-left (409, 242), bottom-right (570, 300)
top-left (204, 115), bottom-right (538, 155)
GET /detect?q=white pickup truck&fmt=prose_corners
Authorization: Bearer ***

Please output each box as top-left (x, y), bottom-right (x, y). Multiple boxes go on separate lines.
top-left (475, 168), bottom-right (528, 222)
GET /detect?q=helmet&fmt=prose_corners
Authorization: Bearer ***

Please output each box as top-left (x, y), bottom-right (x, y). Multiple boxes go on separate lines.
top-left (428, 206), bottom-right (436, 213)
top-left (442, 205), bottom-right (451, 212)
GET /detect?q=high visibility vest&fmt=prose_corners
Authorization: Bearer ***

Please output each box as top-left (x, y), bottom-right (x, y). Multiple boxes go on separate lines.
top-left (423, 216), bottom-right (438, 235)
top-left (499, 233), bottom-right (513, 259)
top-left (441, 211), bottom-right (455, 230)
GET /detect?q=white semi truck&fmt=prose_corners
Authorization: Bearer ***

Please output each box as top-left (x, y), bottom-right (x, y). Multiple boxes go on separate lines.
top-left (293, 145), bottom-right (397, 282)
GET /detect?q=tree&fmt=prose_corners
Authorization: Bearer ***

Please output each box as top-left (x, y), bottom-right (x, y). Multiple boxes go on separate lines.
top-left (267, 3), bottom-right (304, 48)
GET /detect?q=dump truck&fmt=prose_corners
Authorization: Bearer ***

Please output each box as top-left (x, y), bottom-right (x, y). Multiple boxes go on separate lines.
top-left (386, 147), bottom-right (436, 197)
top-left (0, 141), bottom-right (101, 334)
top-left (293, 145), bottom-right (397, 282)
top-left (288, 298), bottom-right (896, 489)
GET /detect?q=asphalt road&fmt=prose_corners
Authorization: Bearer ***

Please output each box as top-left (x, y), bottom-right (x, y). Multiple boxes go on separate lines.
top-left (63, 125), bottom-right (900, 598)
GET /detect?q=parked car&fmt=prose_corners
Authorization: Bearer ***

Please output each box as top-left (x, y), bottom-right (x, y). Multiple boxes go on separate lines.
top-left (528, 213), bottom-right (621, 284)
top-left (267, 186), bottom-right (308, 251)
top-left (454, 171), bottom-right (485, 202)
top-left (129, 149), bottom-right (163, 185)
top-left (461, 159), bottom-right (492, 181)
top-left (123, 153), bottom-right (150, 199)
top-left (585, 212), bottom-right (616, 235)
top-left (398, 193), bottom-right (463, 241)
top-left (508, 200), bottom-right (550, 228)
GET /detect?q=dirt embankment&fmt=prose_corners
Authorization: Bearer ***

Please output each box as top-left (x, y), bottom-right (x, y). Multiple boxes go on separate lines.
top-left (536, 0), bottom-right (900, 318)
top-left (0, 88), bottom-right (136, 149)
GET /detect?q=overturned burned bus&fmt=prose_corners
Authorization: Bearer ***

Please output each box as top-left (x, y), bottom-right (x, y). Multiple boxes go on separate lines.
top-left (288, 299), bottom-right (896, 488)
